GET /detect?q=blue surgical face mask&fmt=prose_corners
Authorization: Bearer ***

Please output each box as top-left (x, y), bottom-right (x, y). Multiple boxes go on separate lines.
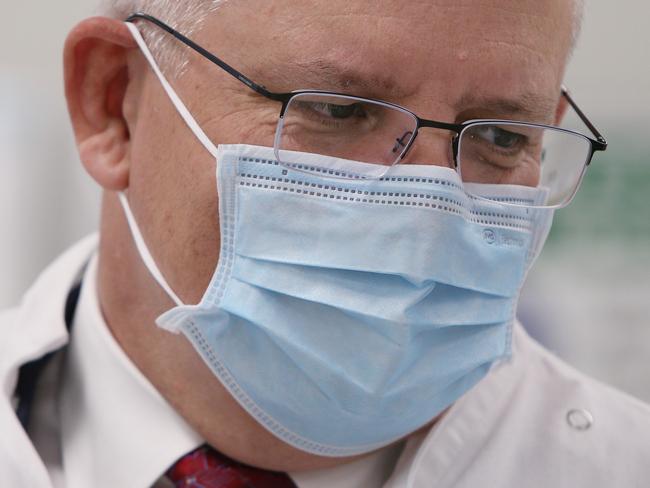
top-left (122, 23), bottom-right (555, 457)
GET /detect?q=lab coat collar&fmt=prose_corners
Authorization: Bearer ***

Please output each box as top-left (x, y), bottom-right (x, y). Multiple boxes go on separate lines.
top-left (384, 324), bottom-right (530, 487)
top-left (0, 234), bottom-right (98, 487)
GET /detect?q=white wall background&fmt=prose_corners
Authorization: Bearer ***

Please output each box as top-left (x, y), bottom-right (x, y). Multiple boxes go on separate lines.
top-left (1, 1), bottom-right (99, 305)
top-left (1, 2), bottom-right (649, 400)
top-left (520, 2), bottom-right (650, 402)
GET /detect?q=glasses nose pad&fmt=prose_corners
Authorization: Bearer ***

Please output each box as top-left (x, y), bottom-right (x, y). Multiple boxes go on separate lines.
top-left (392, 130), bottom-right (418, 162)
top-left (398, 130), bottom-right (456, 169)
top-left (392, 130), bottom-right (414, 155)
top-left (451, 134), bottom-right (460, 169)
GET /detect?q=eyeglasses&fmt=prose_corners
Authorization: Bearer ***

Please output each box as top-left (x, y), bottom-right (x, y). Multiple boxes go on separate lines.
top-left (126, 13), bottom-right (608, 208)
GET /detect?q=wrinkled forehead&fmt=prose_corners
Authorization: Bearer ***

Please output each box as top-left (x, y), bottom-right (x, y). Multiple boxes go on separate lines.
top-left (196, 0), bottom-right (575, 119)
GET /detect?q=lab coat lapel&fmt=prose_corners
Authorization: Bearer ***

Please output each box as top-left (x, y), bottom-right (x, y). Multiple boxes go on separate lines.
top-left (0, 234), bottom-right (98, 487)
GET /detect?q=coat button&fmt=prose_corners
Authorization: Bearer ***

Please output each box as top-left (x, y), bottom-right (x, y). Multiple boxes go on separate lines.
top-left (566, 409), bottom-right (594, 431)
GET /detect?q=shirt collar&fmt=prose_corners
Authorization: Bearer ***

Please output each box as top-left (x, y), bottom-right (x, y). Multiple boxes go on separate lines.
top-left (59, 253), bottom-right (205, 488)
top-left (290, 440), bottom-right (404, 488)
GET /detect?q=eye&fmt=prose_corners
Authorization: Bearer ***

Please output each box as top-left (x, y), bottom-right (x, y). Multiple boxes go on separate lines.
top-left (472, 125), bottom-right (527, 150)
top-left (304, 102), bottom-right (366, 120)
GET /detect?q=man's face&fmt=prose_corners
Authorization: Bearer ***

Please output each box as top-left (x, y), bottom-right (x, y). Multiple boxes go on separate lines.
top-left (97, 0), bottom-right (574, 470)
top-left (125, 0), bottom-right (573, 303)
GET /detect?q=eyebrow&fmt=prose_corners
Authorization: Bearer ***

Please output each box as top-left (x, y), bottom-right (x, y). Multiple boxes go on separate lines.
top-left (454, 92), bottom-right (559, 123)
top-left (273, 58), bottom-right (558, 122)
top-left (287, 58), bottom-right (411, 99)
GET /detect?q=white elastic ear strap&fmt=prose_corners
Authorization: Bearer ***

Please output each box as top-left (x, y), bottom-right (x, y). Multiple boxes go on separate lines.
top-left (118, 192), bottom-right (183, 307)
top-left (120, 22), bottom-right (221, 309)
top-left (125, 22), bottom-right (219, 159)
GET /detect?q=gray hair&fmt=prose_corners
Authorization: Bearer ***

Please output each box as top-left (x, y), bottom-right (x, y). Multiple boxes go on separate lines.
top-left (99, 0), bottom-right (226, 77)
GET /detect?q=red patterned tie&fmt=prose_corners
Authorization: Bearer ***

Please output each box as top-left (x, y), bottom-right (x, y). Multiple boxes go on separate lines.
top-left (166, 445), bottom-right (298, 487)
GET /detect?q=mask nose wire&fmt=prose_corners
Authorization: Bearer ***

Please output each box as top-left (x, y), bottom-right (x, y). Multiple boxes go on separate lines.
top-left (125, 22), bottom-right (220, 160)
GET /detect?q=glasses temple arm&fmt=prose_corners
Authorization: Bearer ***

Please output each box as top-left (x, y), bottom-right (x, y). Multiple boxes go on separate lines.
top-left (561, 86), bottom-right (607, 150)
top-left (125, 13), bottom-right (289, 103)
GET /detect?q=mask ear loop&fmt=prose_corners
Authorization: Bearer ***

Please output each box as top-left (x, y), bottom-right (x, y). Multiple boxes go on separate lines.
top-left (118, 193), bottom-right (183, 307)
top-left (117, 22), bottom-right (221, 309)
top-left (125, 22), bottom-right (219, 159)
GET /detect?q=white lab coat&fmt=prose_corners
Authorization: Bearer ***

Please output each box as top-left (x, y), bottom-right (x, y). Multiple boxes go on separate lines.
top-left (2, 235), bottom-right (650, 487)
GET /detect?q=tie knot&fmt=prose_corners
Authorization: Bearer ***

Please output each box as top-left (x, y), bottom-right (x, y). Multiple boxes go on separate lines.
top-left (166, 445), bottom-right (297, 488)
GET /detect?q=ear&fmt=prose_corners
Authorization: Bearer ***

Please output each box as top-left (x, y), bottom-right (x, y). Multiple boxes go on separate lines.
top-left (64, 17), bottom-right (139, 191)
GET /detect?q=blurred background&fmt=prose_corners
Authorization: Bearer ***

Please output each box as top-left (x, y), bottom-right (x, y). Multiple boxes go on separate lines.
top-left (1, 2), bottom-right (648, 401)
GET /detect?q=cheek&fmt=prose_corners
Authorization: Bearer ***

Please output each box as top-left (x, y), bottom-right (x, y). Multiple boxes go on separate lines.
top-left (128, 84), bottom-right (224, 304)
top-left (129, 78), bottom-right (281, 303)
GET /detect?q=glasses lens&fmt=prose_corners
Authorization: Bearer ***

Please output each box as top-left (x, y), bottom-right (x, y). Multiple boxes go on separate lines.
top-left (459, 123), bottom-right (592, 207)
top-left (276, 93), bottom-right (417, 177)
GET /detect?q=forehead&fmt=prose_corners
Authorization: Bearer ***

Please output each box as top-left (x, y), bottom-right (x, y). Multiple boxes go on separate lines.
top-left (197, 0), bottom-right (574, 117)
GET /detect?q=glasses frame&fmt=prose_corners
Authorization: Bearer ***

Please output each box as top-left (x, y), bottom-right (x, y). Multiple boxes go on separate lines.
top-left (126, 13), bottom-right (609, 206)
top-left (273, 92), bottom-right (421, 168)
top-left (456, 121), bottom-right (595, 207)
